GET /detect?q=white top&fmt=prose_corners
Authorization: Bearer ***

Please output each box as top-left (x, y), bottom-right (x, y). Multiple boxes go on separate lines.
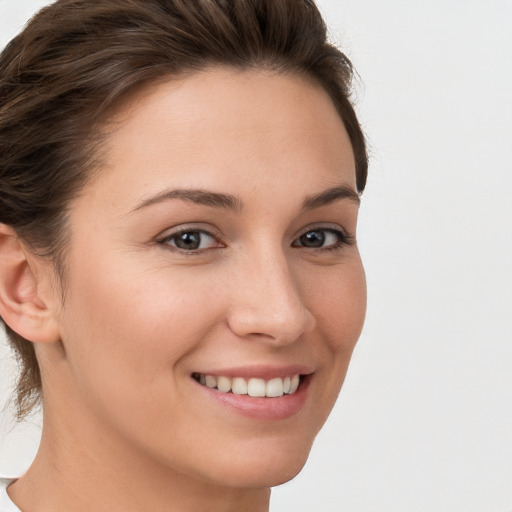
top-left (0, 478), bottom-right (21, 512)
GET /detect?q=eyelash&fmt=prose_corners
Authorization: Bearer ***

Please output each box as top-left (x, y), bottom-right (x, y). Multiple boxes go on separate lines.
top-left (157, 227), bottom-right (223, 253)
top-left (157, 226), bottom-right (354, 254)
top-left (292, 227), bottom-right (355, 252)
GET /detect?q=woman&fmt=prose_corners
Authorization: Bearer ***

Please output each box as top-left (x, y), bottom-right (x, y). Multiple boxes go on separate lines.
top-left (0, 0), bottom-right (367, 510)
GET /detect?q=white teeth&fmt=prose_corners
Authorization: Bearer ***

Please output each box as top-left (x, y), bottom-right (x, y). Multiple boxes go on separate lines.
top-left (217, 376), bottom-right (231, 393)
top-left (266, 377), bottom-right (284, 397)
top-left (248, 378), bottom-right (266, 397)
top-left (196, 373), bottom-right (302, 397)
top-left (289, 374), bottom-right (300, 394)
top-left (232, 377), bottom-right (248, 395)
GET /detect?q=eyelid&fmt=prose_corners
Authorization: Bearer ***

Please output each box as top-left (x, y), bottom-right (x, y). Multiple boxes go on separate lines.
top-left (156, 222), bottom-right (222, 239)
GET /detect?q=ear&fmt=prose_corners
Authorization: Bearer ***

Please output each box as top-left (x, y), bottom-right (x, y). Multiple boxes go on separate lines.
top-left (0, 224), bottom-right (61, 343)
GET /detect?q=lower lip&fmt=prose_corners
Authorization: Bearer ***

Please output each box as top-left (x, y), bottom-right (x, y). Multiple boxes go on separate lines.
top-left (194, 375), bottom-right (311, 421)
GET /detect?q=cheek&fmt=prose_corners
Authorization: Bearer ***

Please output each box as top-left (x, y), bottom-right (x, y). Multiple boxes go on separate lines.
top-left (55, 264), bottom-right (232, 465)
top-left (305, 258), bottom-right (367, 354)
top-left (57, 258), bottom-right (222, 403)
top-left (299, 258), bottom-right (366, 426)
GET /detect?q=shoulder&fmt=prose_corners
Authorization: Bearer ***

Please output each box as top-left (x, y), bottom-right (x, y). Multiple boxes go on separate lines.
top-left (0, 477), bottom-right (21, 512)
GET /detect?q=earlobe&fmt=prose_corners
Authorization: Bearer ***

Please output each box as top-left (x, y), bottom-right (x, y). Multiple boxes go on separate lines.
top-left (0, 224), bottom-right (60, 343)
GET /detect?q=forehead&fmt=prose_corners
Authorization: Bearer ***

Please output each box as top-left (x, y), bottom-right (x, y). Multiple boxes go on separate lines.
top-left (88, 67), bottom-right (356, 207)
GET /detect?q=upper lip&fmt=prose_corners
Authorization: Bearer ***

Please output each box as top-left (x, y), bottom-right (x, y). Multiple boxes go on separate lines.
top-left (192, 364), bottom-right (315, 380)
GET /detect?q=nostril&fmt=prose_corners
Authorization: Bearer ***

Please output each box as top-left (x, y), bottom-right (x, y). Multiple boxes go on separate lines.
top-left (226, 305), bottom-right (315, 346)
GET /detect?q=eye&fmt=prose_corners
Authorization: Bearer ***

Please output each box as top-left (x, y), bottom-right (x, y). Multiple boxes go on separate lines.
top-left (158, 229), bottom-right (220, 252)
top-left (292, 228), bottom-right (351, 250)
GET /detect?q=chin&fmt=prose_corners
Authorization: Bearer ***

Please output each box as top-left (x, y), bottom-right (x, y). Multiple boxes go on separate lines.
top-left (200, 436), bottom-right (314, 489)
top-left (216, 459), bottom-right (310, 489)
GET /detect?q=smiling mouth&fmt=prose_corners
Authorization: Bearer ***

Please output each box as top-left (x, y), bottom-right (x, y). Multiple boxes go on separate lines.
top-left (192, 372), bottom-right (304, 398)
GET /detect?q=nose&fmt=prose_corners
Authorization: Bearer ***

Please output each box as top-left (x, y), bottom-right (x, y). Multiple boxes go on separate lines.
top-left (226, 250), bottom-right (316, 345)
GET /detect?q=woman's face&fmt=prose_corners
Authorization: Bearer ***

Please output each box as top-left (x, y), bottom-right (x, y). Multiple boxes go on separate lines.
top-left (46, 68), bottom-right (366, 487)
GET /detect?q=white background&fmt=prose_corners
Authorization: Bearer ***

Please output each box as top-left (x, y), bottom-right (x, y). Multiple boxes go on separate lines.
top-left (1, 1), bottom-right (511, 511)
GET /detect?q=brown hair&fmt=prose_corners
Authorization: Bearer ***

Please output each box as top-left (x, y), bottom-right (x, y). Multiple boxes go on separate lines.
top-left (0, 0), bottom-right (368, 421)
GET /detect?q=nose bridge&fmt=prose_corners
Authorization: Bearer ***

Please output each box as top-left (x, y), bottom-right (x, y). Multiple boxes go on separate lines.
top-left (227, 246), bottom-right (315, 344)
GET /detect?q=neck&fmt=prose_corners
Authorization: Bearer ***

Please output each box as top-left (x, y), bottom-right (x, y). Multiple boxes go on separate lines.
top-left (9, 404), bottom-right (271, 512)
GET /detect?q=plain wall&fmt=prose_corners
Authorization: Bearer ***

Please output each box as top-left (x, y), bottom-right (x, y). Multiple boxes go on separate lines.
top-left (1, 1), bottom-right (511, 511)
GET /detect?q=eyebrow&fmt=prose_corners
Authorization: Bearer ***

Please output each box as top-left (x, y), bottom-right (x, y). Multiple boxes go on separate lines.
top-left (131, 188), bottom-right (244, 213)
top-left (131, 184), bottom-right (359, 214)
top-left (302, 185), bottom-right (360, 210)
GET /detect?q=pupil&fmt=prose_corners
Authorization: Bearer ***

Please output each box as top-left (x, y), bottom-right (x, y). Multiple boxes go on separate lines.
top-left (176, 232), bottom-right (200, 250)
top-left (301, 231), bottom-right (325, 247)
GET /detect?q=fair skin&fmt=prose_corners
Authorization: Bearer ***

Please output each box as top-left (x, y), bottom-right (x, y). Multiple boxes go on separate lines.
top-left (0, 67), bottom-right (366, 512)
